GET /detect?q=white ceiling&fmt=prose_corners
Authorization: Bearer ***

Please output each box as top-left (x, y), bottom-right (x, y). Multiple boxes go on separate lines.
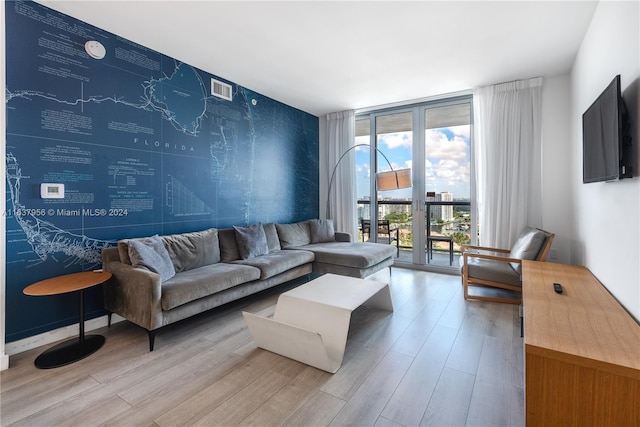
top-left (36, 1), bottom-right (599, 117)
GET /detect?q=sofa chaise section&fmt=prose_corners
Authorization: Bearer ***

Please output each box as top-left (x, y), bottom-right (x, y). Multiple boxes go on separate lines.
top-left (292, 241), bottom-right (395, 278)
top-left (276, 220), bottom-right (396, 278)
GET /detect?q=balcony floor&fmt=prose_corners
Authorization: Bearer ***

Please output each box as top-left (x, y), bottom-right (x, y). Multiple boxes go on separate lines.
top-left (393, 247), bottom-right (461, 269)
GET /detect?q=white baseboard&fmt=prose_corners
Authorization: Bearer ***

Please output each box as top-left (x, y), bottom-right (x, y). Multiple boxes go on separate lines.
top-left (1, 353), bottom-right (9, 370)
top-left (5, 314), bottom-right (124, 356)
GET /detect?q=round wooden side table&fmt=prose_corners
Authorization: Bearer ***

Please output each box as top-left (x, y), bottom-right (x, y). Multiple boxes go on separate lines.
top-left (23, 271), bottom-right (112, 369)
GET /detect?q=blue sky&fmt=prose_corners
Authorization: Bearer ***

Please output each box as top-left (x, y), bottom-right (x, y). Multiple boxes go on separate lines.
top-left (355, 125), bottom-right (471, 199)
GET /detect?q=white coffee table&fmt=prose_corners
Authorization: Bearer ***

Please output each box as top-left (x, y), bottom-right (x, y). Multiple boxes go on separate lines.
top-left (243, 273), bottom-right (393, 373)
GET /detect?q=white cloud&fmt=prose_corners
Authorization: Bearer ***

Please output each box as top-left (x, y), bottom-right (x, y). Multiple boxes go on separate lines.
top-left (425, 129), bottom-right (468, 161)
top-left (424, 158), bottom-right (471, 186)
top-left (436, 159), bottom-right (459, 169)
top-left (456, 162), bottom-right (471, 183)
top-left (379, 132), bottom-right (412, 150)
top-left (450, 125), bottom-right (470, 139)
top-left (436, 168), bottom-right (456, 179)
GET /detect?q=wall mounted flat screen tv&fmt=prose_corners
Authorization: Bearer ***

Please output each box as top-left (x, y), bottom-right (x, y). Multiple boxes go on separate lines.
top-left (582, 74), bottom-right (633, 183)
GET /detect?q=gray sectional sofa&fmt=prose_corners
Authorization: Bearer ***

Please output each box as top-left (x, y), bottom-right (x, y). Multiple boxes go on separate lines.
top-left (102, 219), bottom-right (395, 350)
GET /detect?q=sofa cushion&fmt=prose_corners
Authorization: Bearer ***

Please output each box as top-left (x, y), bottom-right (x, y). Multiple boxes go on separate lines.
top-left (309, 219), bottom-right (336, 243)
top-left (128, 235), bottom-right (176, 282)
top-left (290, 242), bottom-right (394, 269)
top-left (219, 228), bottom-right (241, 262)
top-left (161, 228), bottom-right (220, 273)
top-left (234, 223), bottom-right (269, 259)
top-left (161, 263), bottom-right (261, 310)
top-left (509, 227), bottom-right (546, 274)
top-left (276, 222), bottom-right (311, 248)
top-left (233, 249), bottom-right (314, 280)
top-left (263, 223), bottom-right (281, 252)
top-left (463, 257), bottom-right (521, 288)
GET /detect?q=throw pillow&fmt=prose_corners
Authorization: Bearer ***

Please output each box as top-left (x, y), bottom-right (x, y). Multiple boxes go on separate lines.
top-left (509, 228), bottom-right (546, 274)
top-left (219, 228), bottom-right (241, 262)
top-left (309, 219), bottom-right (335, 243)
top-left (162, 228), bottom-right (220, 272)
top-left (263, 223), bottom-right (281, 252)
top-left (233, 223), bottom-right (269, 259)
top-left (128, 235), bottom-right (176, 282)
top-left (275, 222), bottom-right (311, 248)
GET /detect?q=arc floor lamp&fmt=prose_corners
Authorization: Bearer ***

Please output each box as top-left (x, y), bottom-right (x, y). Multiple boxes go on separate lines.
top-left (326, 143), bottom-right (412, 219)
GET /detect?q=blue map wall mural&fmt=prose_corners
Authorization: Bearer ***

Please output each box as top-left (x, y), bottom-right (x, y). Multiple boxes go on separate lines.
top-left (5, 0), bottom-right (319, 342)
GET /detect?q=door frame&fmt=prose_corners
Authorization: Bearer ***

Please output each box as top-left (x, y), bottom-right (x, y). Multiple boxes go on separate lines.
top-left (356, 94), bottom-right (476, 271)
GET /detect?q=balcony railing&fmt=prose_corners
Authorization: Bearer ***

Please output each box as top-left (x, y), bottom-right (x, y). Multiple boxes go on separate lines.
top-left (357, 199), bottom-right (472, 266)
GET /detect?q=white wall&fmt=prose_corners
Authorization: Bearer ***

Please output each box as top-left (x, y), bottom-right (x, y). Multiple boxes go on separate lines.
top-left (571, 1), bottom-right (640, 320)
top-left (541, 75), bottom-right (573, 264)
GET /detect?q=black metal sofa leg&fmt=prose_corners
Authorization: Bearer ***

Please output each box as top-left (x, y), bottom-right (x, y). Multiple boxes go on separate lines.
top-left (148, 330), bottom-right (156, 352)
top-left (107, 312), bottom-right (112, 327)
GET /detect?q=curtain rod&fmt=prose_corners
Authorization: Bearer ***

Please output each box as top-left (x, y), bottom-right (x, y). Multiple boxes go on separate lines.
top-left (354, 88), bottom-right (474, 114)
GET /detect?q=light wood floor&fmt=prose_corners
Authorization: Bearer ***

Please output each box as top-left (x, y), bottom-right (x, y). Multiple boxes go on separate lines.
top-left (1, 268), bottom-right (524, 427)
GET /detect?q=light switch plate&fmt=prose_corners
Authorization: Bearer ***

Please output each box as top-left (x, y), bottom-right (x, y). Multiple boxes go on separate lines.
top-left (40, 183), bottom-right (65, 199)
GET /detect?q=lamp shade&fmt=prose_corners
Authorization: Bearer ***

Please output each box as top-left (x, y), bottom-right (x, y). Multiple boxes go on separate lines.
top-left (376, 171), bottom-right (398, 191)
top-left (395, 168), bottom-right (412, 189)
top-left (376, 168), bottom-right (412, 191)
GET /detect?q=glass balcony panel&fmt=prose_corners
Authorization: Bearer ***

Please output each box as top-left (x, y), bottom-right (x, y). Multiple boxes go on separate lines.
top-left (358, 199), bottom-right (473, 269)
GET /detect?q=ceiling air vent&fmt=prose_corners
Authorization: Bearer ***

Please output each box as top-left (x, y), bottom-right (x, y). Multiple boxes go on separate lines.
top-left (211, 78), bottom-right (232, 101)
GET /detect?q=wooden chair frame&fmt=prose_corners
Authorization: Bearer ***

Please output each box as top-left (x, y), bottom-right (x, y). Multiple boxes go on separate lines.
top-left (461, 229), bottom-right (554, 304)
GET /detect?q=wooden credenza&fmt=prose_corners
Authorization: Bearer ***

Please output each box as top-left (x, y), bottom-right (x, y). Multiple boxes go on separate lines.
top-left (522, 261), bottom-right (640, 426)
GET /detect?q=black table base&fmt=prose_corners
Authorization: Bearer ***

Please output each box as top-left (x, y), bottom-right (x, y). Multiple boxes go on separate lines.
top-left (34, 288), bottom-right (105, 369)
top-left (34, 334), bottom-right (105, 369)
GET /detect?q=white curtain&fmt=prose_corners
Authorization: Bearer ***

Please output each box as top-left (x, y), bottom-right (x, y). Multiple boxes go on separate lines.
top-left (325, 110), bottom-right (356, 236)
top-left (474, 77), bottom-right (543, 249)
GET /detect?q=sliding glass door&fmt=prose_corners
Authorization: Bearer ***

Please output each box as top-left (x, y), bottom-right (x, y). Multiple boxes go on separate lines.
top-left (418, 99), bottom-right (474, 269)
top-left (355, 111), bottom-right (413, 250)
top-left (355, 96), bottom-right (475, 271)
